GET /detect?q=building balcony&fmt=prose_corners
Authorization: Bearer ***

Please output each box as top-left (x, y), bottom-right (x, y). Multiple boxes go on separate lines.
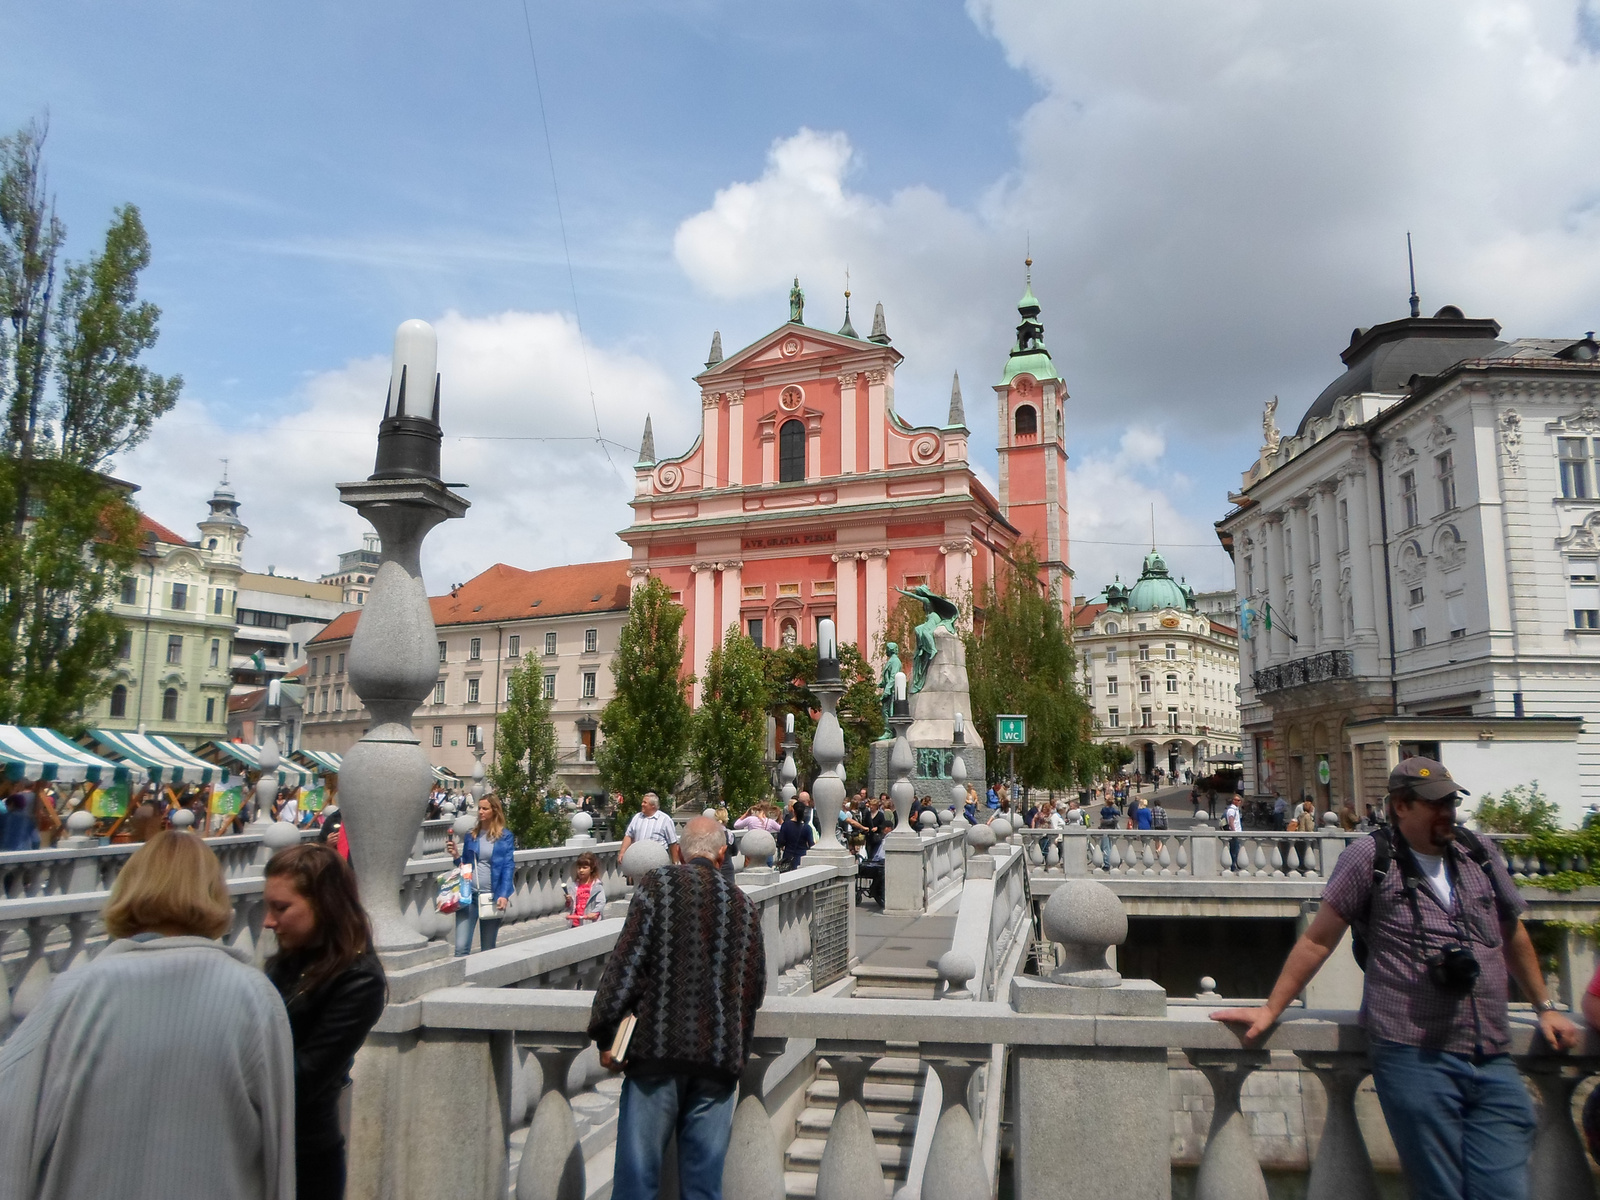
top-left (1252, 650), bottom-right (1354, 696)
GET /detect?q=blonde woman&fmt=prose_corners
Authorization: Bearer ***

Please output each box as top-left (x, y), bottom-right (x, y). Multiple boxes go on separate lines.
top-left (0, 831), bottom-right (295, 1199)
top-left (445, 793), bottom-right (515, 956)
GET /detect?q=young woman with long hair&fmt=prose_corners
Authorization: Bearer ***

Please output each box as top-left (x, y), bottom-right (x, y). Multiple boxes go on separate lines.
top-left (445, 792), bottom-right (516, 955)
top-left (262, 843), bottom-right (387, 1200)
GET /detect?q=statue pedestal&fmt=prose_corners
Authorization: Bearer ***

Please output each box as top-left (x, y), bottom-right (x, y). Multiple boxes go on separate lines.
top-left (869, 629), bottom-right (986, 799)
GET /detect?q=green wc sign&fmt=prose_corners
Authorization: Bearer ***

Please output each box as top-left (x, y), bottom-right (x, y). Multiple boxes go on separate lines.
top-left (996, 714), bottom-right (1028, 745)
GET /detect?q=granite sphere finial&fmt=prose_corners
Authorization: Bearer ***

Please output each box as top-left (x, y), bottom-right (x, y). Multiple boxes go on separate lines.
top-left (1198, 976), bottom-right (1219, 998)
top-left (264, 820), bottom-right (300, 851)
top-left (621, 840), bottom-right (672, 879)
top-left (451, 813), bottom-right (476, 837)
top-left (739, 828), bottom-right (776, 863)
top-left (570, 811), bottom-right (593, 836)
top-left (1322, 810), bottom-right (1340, 827)
top-left (168, 809), bottom-right (195, 831)
top-left (1040, 879), bottom-right (1128, 988)
top-left (938, 808), bottom-right (953, 825)
top-left (965, 823), bottom-right (996, 855)
top-left (918, 810), bottom-right (937, 830)
top-left (66, 809), bottom-right (96, 837)
top-left (937, 950), bottom-right (977, 999)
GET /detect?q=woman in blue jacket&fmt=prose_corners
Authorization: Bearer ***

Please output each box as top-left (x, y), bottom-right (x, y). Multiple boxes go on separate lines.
top-left (445, 793), bottom-right (516, 955)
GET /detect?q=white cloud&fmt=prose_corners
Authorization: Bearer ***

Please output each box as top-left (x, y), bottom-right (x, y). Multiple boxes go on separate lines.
top-left (115, 310), bottom-right (691, 590)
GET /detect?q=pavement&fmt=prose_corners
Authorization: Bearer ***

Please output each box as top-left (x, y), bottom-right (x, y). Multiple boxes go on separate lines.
top-left (854, 909), bottom-right (958, 971)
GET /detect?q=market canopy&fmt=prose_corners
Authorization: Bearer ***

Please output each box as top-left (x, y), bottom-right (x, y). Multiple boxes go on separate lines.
top-left (295, 749), bottom-right (343, 775)
top-left (0, 726), bottom-right (145, 785)
top-left (89, 730), bottom-right (231, 785)
top-left (197, 741), bottom-right (315, 787)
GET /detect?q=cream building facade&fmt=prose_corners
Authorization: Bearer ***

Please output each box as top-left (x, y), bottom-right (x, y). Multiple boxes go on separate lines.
top-left (1075, 550), bottom-right (1241, 778)
top-left (302, 560), bottom-right (631, 795)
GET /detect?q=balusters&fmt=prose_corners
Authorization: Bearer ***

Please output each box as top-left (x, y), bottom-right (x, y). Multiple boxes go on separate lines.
top-left (1296, 1052), bottom-right (1379, 1200)
top-left (1188, 1050), bottom-right (1270, 1200)
top-left (1251, 841), bottom-right (1268, 876)
top-left (1268, 842), bottom-right (1285, 877)
top-left (814, 1050), bottom-right (887, 1200)
top-left (1157, 844), bottom-right (1172, 875)
top-left (515, 1042), bottom-right (586, 1200)
top-left (1518, 1057), bottom-right (1597, 1200)
top-left (922, 1055), bottom-right (991, 1200)
top-left (11, 920), bottom-right (53, 1022)
top-left (722, 1038), bottom-right (785, 1200)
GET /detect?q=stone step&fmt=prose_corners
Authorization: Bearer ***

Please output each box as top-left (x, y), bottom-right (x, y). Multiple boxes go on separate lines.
top-left (814, 1056), bottom-right (924, 1082)
top-left (783, 1169), bottom-right (899, 1198)
top-left (850, 965), bottom-right (940, 999)
top-left (783, 1136), bottom-right (912, 1176)
top-left (805, 1078), bottom-right (923, 1113)
top-left (795, 1106), bottom-right (917, 1142)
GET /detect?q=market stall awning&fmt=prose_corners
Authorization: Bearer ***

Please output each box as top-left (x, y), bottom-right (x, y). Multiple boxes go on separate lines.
top-left (89, 730), bottom-right (231, 785)
top-left (295, 749), bottom-right (343, 775)
top-left (0, 726), bottom-right (145, 785)
top-left (197, 741), bottom-right (315, 786)
top-left (432, 765), bottom-right (456, 785)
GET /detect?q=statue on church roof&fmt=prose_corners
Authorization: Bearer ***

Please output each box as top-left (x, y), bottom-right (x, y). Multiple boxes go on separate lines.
top-left (896, 585), bottom-right (961, 694)
top-left (789, 277), bottom-right (804, 325)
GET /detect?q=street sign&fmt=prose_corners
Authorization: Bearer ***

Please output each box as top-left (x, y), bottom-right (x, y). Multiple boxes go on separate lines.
top-left (996, 714), bottom-right (1028, 746)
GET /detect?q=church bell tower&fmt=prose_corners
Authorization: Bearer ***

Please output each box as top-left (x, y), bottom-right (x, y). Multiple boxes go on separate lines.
top-left (994, 261), bottom-right (1071, 604)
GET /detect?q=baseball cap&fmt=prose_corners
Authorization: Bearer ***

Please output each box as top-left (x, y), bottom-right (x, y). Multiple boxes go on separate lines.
top-left (1387, 757), bottom-right (1469, 802)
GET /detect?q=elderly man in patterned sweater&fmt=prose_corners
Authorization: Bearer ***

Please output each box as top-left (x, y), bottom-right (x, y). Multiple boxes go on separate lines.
top-left (590, 815), bottom-right (766, 1200)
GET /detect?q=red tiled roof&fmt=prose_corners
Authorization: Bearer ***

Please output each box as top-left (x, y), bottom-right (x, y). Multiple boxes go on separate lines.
top-left (139, 513), bottom-right (190, 546)
top-left (1209, 619), bottom-right (1238, 636)
top-left (1072, 602), bottom-right (1108, 630)
top-left (228, 688), bottom-right (266, 714)
top-left (310, 560), bottom-right (632, 646)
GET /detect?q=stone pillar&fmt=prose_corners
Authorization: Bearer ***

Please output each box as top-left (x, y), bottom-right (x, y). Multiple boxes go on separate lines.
top-left (1289, 499), bottom-right (1313, 661)
top-left (1314, 483), bottom-right (1340, 649)
top-left (883, 682), bottom-right (925, 913)
top-left (1264, 514), bottom-right (1290, 664)
top-left (863, 548), bottom-right (889, 652)
top-left (1011, 881), bottom-right (1168, 1200)
top-left (691, 562), bottom-right (716, 706)
top-left (833, 552), bottom-right (860, 651)
top-left (701, 391), bottom-right (721, 490)
top-left (838, 372), bottom-right (858, 474)
top-left (866, 367), bottom-right (888, 471)
top-left (941, 536), bottom-right (974, 604)
top-left (718, 560), bottom-right (742, 644)
top-left (806, 412), bottom-right (822, 484)
top-left (725, 389), bottom-right (744, 486)
top-left (1342, 468), bottom-right (1380, 660)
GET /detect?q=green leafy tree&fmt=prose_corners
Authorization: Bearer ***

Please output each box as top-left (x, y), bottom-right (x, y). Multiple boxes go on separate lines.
top-left (965, 543), bottom-right (1095, 791)
top-left (690, 627), bottom-right (771, 818)
top-left (1472, 782), bottom-right (1560, 835)
top-left (0, 122), bottom-right (176, 727)
top-left (493, 653), bottom-right (565, 847)
top-left (760, 641), bottom-right (883, 791)
top-left (596, 576), bottom-right (691, 829)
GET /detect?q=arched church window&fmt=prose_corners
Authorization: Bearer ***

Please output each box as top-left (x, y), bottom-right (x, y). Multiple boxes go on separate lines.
top-left (207, 538), bottom-right (217, 550)
top-left (779, 419), bottom-right (806, 483)
top-left (1014, 405), bottom-right (1037, 438)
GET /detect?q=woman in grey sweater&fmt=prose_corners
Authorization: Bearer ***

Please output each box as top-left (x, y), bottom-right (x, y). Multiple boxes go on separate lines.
top-left (0, 831), bottom-right (295, 1200)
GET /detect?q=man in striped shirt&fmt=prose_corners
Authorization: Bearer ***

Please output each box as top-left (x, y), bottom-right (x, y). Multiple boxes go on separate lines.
top-left (619, 792), bottom-right (680, 864)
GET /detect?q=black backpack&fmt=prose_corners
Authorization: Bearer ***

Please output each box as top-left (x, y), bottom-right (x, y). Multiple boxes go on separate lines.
top-left (1348, 824), bottom-right (1500, 971)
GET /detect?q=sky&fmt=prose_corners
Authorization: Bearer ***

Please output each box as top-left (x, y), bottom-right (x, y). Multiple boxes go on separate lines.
top-left (7, 1), bottom-right (1600, 599)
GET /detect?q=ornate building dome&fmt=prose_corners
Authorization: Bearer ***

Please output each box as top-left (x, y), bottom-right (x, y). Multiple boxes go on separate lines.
top-left (1123, 550), bottom-right (1193, 613)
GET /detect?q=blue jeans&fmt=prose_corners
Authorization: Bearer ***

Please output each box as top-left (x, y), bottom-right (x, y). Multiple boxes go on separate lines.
top-left (612, 1074), bottom-right (737, 1200)
top-left (453, 904), bottom-right (501, 956)
top-left (1367, 1041), bottom-right (1536, 1200)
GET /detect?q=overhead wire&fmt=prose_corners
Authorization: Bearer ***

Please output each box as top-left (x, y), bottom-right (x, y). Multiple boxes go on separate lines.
top-left (517, 0), bottom-right (617, 474)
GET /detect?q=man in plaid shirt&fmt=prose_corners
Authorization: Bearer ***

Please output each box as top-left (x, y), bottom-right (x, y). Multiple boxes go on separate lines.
top-left (1212, 757), bottom-right (1580, 1200)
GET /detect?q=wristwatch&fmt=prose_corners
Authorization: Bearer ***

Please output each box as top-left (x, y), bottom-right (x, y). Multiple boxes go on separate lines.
top-left (1535, 999), bottom-right (1559, 1014)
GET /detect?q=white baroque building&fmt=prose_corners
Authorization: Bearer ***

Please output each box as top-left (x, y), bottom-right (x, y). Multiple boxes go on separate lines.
top-left (1216, 304), bottom-right (1600, 825)
top-left (1075, 550), bottom-right (1241, 778)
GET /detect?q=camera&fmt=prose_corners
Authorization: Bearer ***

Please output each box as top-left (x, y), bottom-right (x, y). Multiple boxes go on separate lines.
top-left (1426, 944), bottom-right (1481, 993)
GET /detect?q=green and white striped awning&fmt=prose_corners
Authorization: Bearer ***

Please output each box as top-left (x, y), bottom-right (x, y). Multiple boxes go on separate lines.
top-left (295, 749), bottom-right (343, 775)
top-left (89, 730), bottom-right (231, 785)
top-left (0, 725), bottom-right (145, 785)
top-left (198, 741), bottom-right (315, 787)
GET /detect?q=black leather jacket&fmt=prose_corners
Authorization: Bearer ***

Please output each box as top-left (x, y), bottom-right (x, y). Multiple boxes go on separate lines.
top-left (266, 950), bottom-right (387, 1151)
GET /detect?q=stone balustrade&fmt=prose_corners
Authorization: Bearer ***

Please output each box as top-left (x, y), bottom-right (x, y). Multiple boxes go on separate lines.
top-left (1016, 826), bottom-right (1353, 880)
top-left (922, 822), bottom-right (969, 909)
top-left (0, 818), bottom-right (454, 901)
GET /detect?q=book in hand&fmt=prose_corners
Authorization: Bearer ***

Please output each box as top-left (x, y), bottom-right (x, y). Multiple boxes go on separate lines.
top-left (609, 1015), bottom-right (637, 1065)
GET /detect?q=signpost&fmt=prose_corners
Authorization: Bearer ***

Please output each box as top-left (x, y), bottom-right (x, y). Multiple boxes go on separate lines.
top-left (996, 714), bottom-right (1027, 805)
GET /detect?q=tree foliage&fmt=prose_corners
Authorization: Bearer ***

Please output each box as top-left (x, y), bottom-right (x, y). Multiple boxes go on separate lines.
top-left (760, 641), bottom-right (882, 791)
top-left (1472, 782), bottom-right (1560, 835)
top-left (493, 652), bottom-right (566, 848)
top-left (690, 628), bottom-right (770, 818)
top-left (965, 543), bottom-right (1095, 791)
top-left (596, 576), bottom-right (691, 828)
top-left (0, 122), bottom-right (177, 727)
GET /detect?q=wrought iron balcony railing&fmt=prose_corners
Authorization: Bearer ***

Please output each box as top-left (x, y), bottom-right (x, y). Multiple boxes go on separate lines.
top-left (1252, 649), bottom-right (1354, 695)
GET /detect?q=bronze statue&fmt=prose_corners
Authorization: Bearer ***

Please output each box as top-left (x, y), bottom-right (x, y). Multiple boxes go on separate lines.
top-left (896, 585), bottom-right (960, 694)
top-left (878, 642), bottom-right (902, 738)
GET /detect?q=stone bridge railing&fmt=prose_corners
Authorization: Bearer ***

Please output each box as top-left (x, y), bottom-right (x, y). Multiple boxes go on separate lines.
top-left (0, 818), bottom-right (454, 899)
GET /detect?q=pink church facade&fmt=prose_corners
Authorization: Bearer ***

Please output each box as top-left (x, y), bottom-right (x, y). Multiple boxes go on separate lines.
top-left (620, 287), bottom-right (1069, 700)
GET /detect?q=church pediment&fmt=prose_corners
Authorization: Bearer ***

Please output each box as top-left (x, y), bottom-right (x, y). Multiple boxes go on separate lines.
top-left (697, 323), bottom-right (899, 382)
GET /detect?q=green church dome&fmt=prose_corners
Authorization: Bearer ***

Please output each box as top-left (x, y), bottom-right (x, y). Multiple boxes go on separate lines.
top-left (1123, 551), bottom-right (1193, 613)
